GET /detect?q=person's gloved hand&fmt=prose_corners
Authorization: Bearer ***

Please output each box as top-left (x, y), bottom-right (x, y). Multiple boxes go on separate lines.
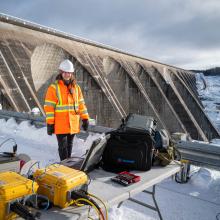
top-left (82, 119), bottom-right (89, 131)
top-left (47, 124), bottom-right (54, 135)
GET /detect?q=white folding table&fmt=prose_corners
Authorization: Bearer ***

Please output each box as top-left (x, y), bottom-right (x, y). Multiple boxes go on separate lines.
top-left (35, 163), bottom-right (181, 220)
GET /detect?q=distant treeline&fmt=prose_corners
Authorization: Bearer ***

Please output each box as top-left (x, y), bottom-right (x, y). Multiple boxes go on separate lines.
top-left (191, 67), bottom-right (220, 76)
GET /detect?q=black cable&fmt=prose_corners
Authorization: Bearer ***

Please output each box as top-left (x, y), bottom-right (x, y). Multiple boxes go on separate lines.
top-left (0, 138), bottom-right (16, 148)
top-left (27, 161), bottom-right (40, 178)
top-left (175, 173), bottom-right (190, 184)
top-left (80, 149), bottom-right (89, 157)
top-left (71, 190), bottom-right (103, 216)
top-left (25, 194), bottom-right (50, 211)
top-left (10, 201), bottom-right (41, 220)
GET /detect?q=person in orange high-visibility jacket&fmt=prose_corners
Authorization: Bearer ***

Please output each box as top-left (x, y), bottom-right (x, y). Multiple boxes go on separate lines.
top-left (44, 59), bottom-right (89, 160)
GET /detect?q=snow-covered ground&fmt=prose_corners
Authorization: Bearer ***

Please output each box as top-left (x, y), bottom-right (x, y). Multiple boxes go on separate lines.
top-left (0, 73), bottom-right (220, 219)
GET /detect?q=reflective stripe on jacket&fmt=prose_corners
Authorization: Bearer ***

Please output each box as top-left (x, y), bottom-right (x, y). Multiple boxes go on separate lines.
top-left (44, 80), bottom-right (89, 134)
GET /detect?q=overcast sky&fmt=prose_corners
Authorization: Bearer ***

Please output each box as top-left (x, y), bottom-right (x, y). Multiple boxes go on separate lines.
top-left (0, 0), bottom-right (220, 70)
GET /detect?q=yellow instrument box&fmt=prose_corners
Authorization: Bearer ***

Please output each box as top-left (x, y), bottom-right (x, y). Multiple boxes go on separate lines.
top-left (33, 164), bottom-right (88, 208)
top-left (0, 171), bottom-right (38, 220)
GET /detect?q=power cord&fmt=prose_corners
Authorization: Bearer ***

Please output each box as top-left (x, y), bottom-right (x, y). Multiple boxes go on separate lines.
top-left (71, 190), bottom-right (106, 220)
top-left (86, 192), bottom-right (108, 220)
top-left (0, 138), bottom-right (16, 148)
top-left (76, 198), bottom-right (105, 220)
top-left (27, 161), bottom-right (40, 178)
top-left (24, 194), bottom-right (50, 211)
top-left (0, 138), bottom-right (17, 155)
top-left (28, 162), bottom-right (60, 210)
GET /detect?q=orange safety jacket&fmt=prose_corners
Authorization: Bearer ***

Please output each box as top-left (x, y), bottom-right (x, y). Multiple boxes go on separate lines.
top-left (44, 80), bottom-right (89, 134)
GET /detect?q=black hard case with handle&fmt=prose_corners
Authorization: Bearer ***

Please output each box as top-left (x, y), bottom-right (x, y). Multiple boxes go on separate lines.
top-left (102, 114), bottom-right (156, 172)
top-left (120, 113), bottom-right (157, 135)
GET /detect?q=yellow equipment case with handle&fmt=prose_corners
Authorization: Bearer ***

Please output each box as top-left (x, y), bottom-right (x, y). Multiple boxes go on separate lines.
top-left (0, 171), bottom-right (38, 220)
top-left (33, 164), bottom-right (88, 208)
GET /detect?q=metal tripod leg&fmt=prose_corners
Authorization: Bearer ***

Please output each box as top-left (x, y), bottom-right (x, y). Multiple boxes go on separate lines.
top-left (117, 185), bottom-right (163, 220)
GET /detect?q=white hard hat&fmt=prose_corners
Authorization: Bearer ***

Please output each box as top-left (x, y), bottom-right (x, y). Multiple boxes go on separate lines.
top-left (59, 59), bottom-right (74, 72)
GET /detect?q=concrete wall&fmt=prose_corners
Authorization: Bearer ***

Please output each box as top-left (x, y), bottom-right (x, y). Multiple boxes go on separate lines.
top-left (0, 14), bottom-right (219, 141)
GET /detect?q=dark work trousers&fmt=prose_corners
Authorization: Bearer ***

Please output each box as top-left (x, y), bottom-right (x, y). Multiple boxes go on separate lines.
top-left (56, 134), bottom-right (75, 161)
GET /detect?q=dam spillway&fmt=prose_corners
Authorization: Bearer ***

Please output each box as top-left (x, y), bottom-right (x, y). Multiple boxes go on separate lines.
top-left (0, 14), bottom-right (218, 141)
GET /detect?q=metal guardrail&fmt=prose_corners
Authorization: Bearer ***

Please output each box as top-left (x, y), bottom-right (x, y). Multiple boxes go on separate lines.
top-left (0, 110), bottom-right (113, 137)
top-left (1, 110), bottom-right (220, 171)
top-left (0, 110), bottom-right (45, 128)
top-left (176, 140), bottom-right (220, 170)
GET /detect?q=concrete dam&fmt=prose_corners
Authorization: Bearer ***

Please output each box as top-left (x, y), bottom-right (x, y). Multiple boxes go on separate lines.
top-left (0, 14), bottom-right (219, 141)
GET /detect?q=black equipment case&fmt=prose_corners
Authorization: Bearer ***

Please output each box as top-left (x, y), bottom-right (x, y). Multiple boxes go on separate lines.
top-left (102, 114), bottom-right (157, 172)
top-left (120, 113), bottom-right (157, 135)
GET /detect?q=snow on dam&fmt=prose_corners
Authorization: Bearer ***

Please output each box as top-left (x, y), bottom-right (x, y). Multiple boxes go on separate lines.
top-left (0, 14), bottom-right (219, 141)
